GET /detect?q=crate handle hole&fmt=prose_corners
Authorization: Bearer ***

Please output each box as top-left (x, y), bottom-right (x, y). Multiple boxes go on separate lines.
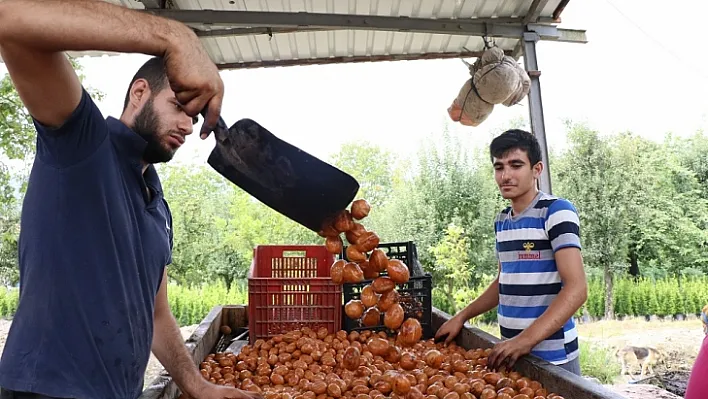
top-left (282, 251), bottom-right (307, 257)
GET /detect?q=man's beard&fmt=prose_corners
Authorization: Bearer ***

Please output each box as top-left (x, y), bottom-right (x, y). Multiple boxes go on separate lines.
top-left (132, 97), bottom-right (175, 164)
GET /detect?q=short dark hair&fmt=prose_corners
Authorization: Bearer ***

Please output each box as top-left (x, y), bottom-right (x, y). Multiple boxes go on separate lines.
top-left (122, 56), bottom-right (169, 111)
top-left (489, 129), bottom-right (542, 166)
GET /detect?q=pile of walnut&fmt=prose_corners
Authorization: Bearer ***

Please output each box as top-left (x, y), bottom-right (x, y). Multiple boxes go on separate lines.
top-left (195, 327), bottom-right (566, 399)
top-left (319, 200), bottom-right (417, 337)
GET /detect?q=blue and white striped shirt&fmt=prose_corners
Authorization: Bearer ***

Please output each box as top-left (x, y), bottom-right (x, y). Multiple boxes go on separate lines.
top-left (494, 191), bottom-right (582, 365)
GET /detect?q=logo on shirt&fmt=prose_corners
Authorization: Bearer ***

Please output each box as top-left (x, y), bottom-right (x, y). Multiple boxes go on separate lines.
top-left (519, 242), bottom-right (541, 260)
top-left (165, 220), bottom-right (171, 233)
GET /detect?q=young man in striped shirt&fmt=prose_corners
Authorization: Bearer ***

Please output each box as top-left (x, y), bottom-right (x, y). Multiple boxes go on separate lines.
top-left (435, 129), bottom-right (588, 375)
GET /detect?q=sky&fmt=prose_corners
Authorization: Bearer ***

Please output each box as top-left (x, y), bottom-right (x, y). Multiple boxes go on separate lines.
top-left (2, 0), bottom-right (708, 169)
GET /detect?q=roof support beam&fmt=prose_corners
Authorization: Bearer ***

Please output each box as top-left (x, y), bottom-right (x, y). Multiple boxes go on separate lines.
top-left (524, 0), bottom-right (552, 25)
top-left (143, 10), bottom-right (587, 43)
top-left (215, 49), bottom-right (511, 70)
top-left (511, 40), bottom-right (524, 60)
top-left (522, 31), bottom-right (552, 194)
top-left (195, 27), bottom-right (327, 38)
top-left (139, 0), bottom-right (166, 9)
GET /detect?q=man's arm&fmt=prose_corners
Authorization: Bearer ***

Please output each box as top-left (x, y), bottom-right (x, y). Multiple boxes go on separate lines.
top-left (0, 0), bottom-right (218, 129)
top-left (514, 247), bottom-right (587, 346)
top-left (514, 199), bottom-right (588, 348)
top-left (152, 268), bottom-right (206, 398)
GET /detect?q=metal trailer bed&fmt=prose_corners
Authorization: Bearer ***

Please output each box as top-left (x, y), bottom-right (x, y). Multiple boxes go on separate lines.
top-left (140, 305), bottom-right (625, 399)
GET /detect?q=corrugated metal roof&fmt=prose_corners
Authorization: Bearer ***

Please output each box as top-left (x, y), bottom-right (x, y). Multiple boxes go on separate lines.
top-left (198, 30), bottom-right (521, 67)
top-left (149, 0), bottom-right (570, 68)
top-left (159, 0), bottom-right (519, 18)
top-left (161, 0), bottom-right (563, 20)
top-left (2, 0), bottom-right (576, 69)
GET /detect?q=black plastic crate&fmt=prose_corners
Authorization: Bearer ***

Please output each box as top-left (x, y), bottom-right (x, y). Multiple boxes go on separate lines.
top-left (339, 241), bottom-right (425, 278)
top-left (340, 241), bottom-right (433, 339)
top-left (342, 274), bottom-right (433, 339)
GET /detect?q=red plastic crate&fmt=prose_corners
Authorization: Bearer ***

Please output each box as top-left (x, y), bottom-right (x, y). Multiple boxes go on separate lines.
top-left (247, 245), bottom-right (341, 342)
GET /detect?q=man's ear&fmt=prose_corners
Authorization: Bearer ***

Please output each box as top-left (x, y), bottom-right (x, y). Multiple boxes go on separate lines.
top-left (128, 79), bottom-right (151, 109)
top-left (532, 161), bottom-right (544, 179)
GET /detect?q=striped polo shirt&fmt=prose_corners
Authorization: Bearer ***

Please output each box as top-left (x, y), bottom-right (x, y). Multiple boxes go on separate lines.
top-left (494, 191), bottom-right (582, 365)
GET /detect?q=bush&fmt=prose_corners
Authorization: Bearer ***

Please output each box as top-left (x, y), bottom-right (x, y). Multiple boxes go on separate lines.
top-left (3, 274), bottom-right (707, 324)
top-left (583, 275), bottom-right (708, 319)
top-left (579, 341), bottom-right (621, 383)
top-left (0, 288), bottom-right (18, 318)
top-left (587, 278), bottom-right (605, 318)
top-left (167, 280), bottom-right (248, 326)
top-left (433, 275), bottom-right (500, 325)
top-left (436, 274), bottom-right (708, 325)
top-left (0, 281), bottom-right (247, 326)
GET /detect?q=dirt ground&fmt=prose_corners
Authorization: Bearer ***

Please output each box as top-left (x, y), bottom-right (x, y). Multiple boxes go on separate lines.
top-left (0, 319), bottom-right (9, 361)
top-left (577, 317), bottom-right (704, 398)
top-left (0, 317), bottom-right (703, 397)
top-left (474, 316), bottom-right (703, 398)
top-left (578, 317), bottom-right (704, 368)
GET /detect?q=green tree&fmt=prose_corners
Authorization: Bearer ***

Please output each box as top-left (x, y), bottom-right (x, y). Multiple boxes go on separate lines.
top-left (0, 203), bottom-right (20, 286)
top-left (553, 122), bottom-right (631, 319)
top-left (429, 223), bottom-right (473, 314)
top-left (616, 133), bottom-right (708, 276)
top-left (208, 248), bottom-right (248, 292)
top-left (220, 187), bottom-right (320, 258)
top-left (669, 131), bottom-right (708, 199)
top-left (159, 163), bottom-right (238, 286)
top-left (387, 128), bottom-right (504, 278)
top-left (329, 141), bottom-right (396, 208)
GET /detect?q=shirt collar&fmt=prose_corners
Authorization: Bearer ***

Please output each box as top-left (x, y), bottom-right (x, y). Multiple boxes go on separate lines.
top-left (508, 190), bottom-right (545, 220)
top-left (107, 116), bottom-right (148, 160)
top-left (106, 116), bottom-right (164, 195)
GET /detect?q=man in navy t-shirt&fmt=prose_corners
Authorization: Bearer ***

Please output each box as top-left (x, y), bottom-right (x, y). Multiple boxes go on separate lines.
top-left (0, 2), bottom-right (258, 399)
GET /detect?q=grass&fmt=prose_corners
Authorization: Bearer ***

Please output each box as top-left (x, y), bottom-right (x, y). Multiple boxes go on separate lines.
top-left (579, 341), bottom-right (622, 384)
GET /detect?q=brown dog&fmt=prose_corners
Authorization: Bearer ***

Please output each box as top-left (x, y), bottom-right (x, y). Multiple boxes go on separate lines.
top-left (616, 345), bottom-right (665, 378)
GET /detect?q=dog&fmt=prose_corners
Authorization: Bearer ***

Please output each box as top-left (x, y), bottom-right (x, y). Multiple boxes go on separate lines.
top-left (616, 345), bottom-right (665, 378)
top-left (701, 304), bottom-right (708, 335)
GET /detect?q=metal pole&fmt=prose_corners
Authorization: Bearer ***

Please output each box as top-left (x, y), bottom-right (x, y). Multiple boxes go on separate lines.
top-left (522, 31), bottom-right (552, 194)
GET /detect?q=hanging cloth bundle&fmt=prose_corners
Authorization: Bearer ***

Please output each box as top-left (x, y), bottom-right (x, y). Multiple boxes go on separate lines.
top-left (447, 40), bottom-right (531, 127)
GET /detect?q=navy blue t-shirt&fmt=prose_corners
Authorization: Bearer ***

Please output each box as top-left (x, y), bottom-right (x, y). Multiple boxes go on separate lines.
top-left (0, 88), bottom-right (173, 399)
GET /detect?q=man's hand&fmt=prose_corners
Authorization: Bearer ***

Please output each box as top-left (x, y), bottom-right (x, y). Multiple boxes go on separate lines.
top-left (435, 265), bottom-right (502, 345)
top-left (435, 314), bottom-right (465, 345)
top-left (487, 335), bottom-right (535, 371)
top-left (162, 40), bottom-right (224, 139)
top-left (0, 0), bottom-right (224, 133)
top-left (179, 382), bottom-right (262, 399)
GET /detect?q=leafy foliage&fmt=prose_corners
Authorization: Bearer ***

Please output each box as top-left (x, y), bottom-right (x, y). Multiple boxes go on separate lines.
top-left (583, 275), bottom-right (708, 319)
top-left (578, 341), bottom-right (621, 384)
top-left (1, 59), bottom-right (707, 326)
top-left (3, 274), bottom-right (704, 323)
top-left (552, 122), bottom-right (708, 318)
top-left (429, 223), bottom-right (473, 314)
top-left (329, 141), bottom-right (396, 208)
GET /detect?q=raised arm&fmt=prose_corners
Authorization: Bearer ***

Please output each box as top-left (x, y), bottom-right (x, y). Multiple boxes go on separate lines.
top-left (0, 0), bottom-right (222, 132)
